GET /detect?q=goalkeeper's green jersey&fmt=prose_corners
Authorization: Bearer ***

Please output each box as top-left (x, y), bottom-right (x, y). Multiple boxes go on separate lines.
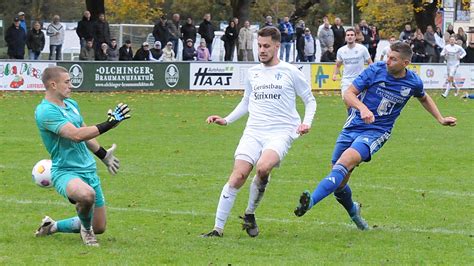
top-left (35, 98), bottom-right (96, 173)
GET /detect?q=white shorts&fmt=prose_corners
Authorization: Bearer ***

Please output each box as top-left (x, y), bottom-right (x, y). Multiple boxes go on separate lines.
top-left (234, 132), bottom-right (295, 166)
top-left (340, 78), bottom-right (355, 98)
top-left (447, 65), bottom-right (459, 78)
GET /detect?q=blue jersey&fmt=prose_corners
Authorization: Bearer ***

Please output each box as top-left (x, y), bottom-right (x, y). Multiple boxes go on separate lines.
top-left (35, 98), bottom-right (96, 173)
top-left (344, 61), bottom-right (425, 132)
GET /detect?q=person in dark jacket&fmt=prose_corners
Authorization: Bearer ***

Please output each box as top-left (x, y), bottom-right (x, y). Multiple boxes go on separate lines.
top-left (223, 20), bottom-right (238, 61)
top-left (331, 17), bottom-right (345, 54)
top-left (133, 42), bottom-right (152, 61)
top-left (181, 17), bottom-right (197, 44)
top-left (463, 42), bottom-right (474, 63)
top-left (150, 41), bottom-right (163, 60)
top-left (153, 16), bottom-right (170, 48)
top-left (26, 21), bottom-right (45, 60)
top-left (198, 13), bottom-right (216, 56)
top-left (368, 25), bottom-right (380, 61)
top-left (298, 28), bottom-right (317, 62)
top-left (93, 13), bottom-right (110, 50)
top-left (119, 40), bottom-right (133, 61)
top-left (76, 10), bottom-right (95, 48)
top-left (79, 39), bottom-right (95, 61)
top-left (5, 17), bottom-right (26, 59)
top-left (95, 43), bottom-right (109, 61)
top-left (182, 39), bottom-right (196, 61)
top-left (320, 46), bottom-right (336, 62)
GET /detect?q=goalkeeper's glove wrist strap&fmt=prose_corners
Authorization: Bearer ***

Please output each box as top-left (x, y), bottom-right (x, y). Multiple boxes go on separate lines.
top-left (94, 146), bottom-right (107, 159)
top-left (96, 120), bottom-right (119, 134)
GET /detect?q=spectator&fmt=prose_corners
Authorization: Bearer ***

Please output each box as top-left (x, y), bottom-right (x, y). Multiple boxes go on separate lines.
top-left (95, 43), bottom-right (109, 61)
top-left (399, 23), bottom-right (414, 44)
top-left (79, 39), bottom-right (95, 61)
top-left (232, 17), bottom-right (240, 57)
top-left (359, 19), bottom-right (372, 49)
top-left (435, 26), bottom-right (443, 41)
top-left (263, 16), bottom-right (273, 27)
top-left (198, 13), bottom-right (216, 56)
top-left (380, 35), bottom-right (397, 61)
top-left (223, 19), bottom-right (238, 61)
top-left (5, 17), bottom-right (26, 59)
top-left (424, 25), bottom-right (438, 62)
top-left (181, 17), bottom-right (197, 44)
top-left (434, 27), bottom-right (445, 63)
top-left (320, 46), bottom-right (336, 62)
top-left (26, 21), bottom-right (45, 60)
top-left (411, 33), bottom-right (427, 63)
top-left (318, 19), bottom-right (334, 59)
top-left (317, 16), bottom-right (329, 37)
top-left (119, 40), bottom-right (133, 61)
top-left (298, 28), bottom-right (317, 62)
top-left (443, 24), bottom-right (455, 44)
top-left (332, 17), bottom-right (345, 54)
top-left (456, 27), bottom-right (467, 49)
top-left (182, 39), bottom-right (196, 61)
top-left (107, 39), bottom-right (119, 61)
top-left (46, 15), bottom-right (65, 60)
top-left (93, 13), bottom-right (110, 50)
top-left (76, 10), bottom-right (94, 48)
top-left (368, 25), bottom-right (380, 61)
top-left (354, 24), bottom-right (364, 44)
top-left (153, 16), bottom-right (170, 48)
top-left (196, 39), bottom-right (210, 61)
top-left (150, 41), bottom-right (163, 60)
top-left (18, 11), bottom-right (27, 33)
top-left (161, 41), bottom-right (176, 61)
top-left (279, 16), bottom-right (294, 62)
top-left (238, 20), bottom-right (254, 62)
top-left (295, 20), bottom-right (305, 62)
top-left (167, 13), bottom-right (181, 57)
top-left (133, 42), bottom-right (152, 61)
top-left (464, 42), bottom-right (474, 63)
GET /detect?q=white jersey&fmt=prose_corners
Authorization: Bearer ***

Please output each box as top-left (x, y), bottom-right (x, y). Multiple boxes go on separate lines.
top-left (336, 43), bottom-right (371, 81)
top-left (380, 46), bottom-right (391, 61)
top-left (440, 44), bottom-right (466, 67)
top-left (224, 61), bottom-right (316, 138)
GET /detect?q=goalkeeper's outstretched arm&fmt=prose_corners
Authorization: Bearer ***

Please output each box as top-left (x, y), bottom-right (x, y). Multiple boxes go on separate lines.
top-left (59, 103), bottom-right (131, 142)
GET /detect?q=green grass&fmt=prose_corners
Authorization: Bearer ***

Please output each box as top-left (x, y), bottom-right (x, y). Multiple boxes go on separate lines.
top-left (0, 91), bottom-right (472, 264)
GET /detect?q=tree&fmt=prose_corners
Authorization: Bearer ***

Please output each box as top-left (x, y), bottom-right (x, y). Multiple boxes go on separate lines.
top-left (412, 0), bottom-right (440, 32)
top-left (104, 0), bottom-right (163, 23)
top-left (86, 0), bottom-right (105, 20)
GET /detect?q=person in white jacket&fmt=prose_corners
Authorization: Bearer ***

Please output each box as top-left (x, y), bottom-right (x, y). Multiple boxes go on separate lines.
top-left (202, 26), bottom-right (316, 238)
top-left (46, 15), bottom-right (65, 60)
top-left (441, 36), bottom-right (466, 98)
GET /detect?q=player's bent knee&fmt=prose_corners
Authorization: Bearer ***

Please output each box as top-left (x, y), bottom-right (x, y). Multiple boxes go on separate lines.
top-left (94, 225), bottom-right (106, 234)
top-left (76, 189), bottom-right (96, 206)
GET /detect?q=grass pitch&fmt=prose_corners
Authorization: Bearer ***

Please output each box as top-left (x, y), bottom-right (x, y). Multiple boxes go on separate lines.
top-left (0, 91), bottom-right (472, 264)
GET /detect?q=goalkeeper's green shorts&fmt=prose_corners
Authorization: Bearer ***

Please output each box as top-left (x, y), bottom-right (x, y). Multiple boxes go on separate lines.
top-left (52, 170), bottom-right (105, 208)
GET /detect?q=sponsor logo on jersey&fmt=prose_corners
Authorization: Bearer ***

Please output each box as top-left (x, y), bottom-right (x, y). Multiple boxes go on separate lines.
top-left (400, 86), bottom-right (411, 97)
top-left (275, 72), bottom-right (282, 80)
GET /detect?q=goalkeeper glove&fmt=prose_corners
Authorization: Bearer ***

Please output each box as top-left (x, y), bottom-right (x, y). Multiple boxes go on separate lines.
top-left (94, 144), bottom-right (120, 175)
top-left (96, 103), bottom-right (131, 134)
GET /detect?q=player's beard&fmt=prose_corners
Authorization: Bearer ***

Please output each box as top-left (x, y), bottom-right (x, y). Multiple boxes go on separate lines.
top-left (259, 52), bottom-right (274, 65)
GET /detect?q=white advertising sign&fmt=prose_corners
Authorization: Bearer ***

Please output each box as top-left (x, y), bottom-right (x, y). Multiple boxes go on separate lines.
top-left (0, 61), bottom-right (54, 90)
top-left (419, 64), bottom-right (473, 89)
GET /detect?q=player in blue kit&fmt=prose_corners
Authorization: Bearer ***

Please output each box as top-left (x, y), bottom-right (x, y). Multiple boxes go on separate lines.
top-left (294, 42), bottom-right (457, 229)
top-left (34, 66), bottom-right (131, 246)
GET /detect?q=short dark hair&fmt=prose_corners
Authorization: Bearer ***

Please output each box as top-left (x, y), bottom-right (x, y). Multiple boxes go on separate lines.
top-left (345, 28), bottom-right (355, 35)
top-left (258, 26), bottom-right (281, 43)
top-left (390, 42), bottom-right (412, 60)
top-left (42, 66), bottom-right (68, 87)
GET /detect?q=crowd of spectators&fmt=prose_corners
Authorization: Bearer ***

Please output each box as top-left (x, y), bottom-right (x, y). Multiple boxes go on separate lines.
top-left (3, 10), bottom-right (474, 64)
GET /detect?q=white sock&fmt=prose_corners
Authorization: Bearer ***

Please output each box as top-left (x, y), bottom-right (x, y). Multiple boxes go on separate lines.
top-left (50, 222), bottom-right (58, 234)
top-left (214, 183), bottom-right (239, 232)
top-left (443, 82), bottom-right (450, 95)
top-left (245, 175), bottom-right (269, 214)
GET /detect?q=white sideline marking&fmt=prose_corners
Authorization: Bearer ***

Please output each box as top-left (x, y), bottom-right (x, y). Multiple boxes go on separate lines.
top-left (2, 197), bottom-right (471, 236)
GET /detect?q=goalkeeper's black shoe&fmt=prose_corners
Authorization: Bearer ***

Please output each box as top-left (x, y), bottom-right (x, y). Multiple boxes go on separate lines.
top-left (201, 230), bottom-right (223, 238)
top-left (294, 190), bottom-right (312, 217)
top-left (240, 213), bottom-right (259, 237)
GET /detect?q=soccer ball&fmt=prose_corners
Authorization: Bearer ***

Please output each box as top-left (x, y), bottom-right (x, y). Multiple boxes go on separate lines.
top-left (32, 159), bottom-right (53, 188)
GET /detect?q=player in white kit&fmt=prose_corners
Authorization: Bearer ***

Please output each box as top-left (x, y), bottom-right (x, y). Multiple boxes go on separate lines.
top-left (441, 35), bottom-right (466, 98)
top-left (333, 28), bottom-right (373, 100)
top-left (202, 26), bottom-right (317, 238)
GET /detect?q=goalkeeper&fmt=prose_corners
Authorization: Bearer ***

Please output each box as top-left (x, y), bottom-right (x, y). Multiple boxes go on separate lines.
top-left (34, 66), bottom-right (131, 247)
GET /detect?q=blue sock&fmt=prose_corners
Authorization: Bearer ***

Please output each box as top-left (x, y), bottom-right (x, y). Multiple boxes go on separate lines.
top-left (57, 217), bottom-right (81, 233)
top-left (78, 209), bottom-right (93, 230)
top-left (310, 164), bottom-right (349, 208)
top-left (334, 184), bottom-right (355, 216)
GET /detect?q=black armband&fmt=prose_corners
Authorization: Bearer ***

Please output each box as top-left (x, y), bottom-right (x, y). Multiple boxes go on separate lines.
top-left (94, 146), bottom-right (107, 159)
top-left (95, 120), bottom-right (119, 134)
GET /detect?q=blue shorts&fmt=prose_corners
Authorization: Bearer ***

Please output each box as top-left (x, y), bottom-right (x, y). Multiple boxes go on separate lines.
top-left (52, 170), bottom-right (105, 208)
top-left (331, 129), bottom-right (391, 165)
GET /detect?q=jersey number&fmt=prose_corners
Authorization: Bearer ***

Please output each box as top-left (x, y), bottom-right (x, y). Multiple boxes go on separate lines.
top-left (377, 98), bottom-right (396, 116)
